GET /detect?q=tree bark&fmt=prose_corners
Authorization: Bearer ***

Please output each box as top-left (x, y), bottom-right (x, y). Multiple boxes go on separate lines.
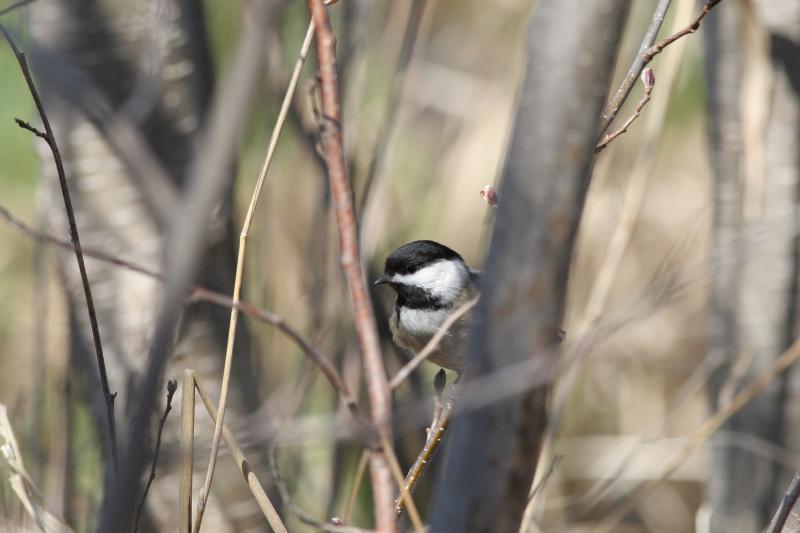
top-left (705, 1), bottom-right (800, 530)
top-left (428, 1), bottom-right (629, 531)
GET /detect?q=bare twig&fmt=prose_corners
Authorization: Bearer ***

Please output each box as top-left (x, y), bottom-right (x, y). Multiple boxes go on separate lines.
top-left (0, 24), bottom-right (118, 469)
top-left (595, 68), bottom-right (655, 152)
top-left (267, 447), bottom-right (368, 533)
top-left (192, 288), bottom-right (358, 413)
top-left (0, 0), bottom-right (34, 17)
top-left (342, 450), bottom-right (370, 525)
top-left (390, 297), bottom-right (479, 389)
top-left (598, 0), bottom-right (724, 137)
top-left (0, 202), bottom-right (357, 410)
top-left (193, 21), bottom-right (315, 530)
top-left (597, 0), bottom-right (671, 135)
top-left (378, 431), bottom-right (424, 533)
top-left (179, 371), bottom-right (195, 533)
top-left (641, 0), bottom-right (723, 63)
top-left (592, 334), bottom-right (800, 533)
top-left (134, 380), bottom-right (178, 533)
top-left (396, 396), bottom-right (454, 515)
top-left (192, 374), bottom-right (287, 533)
top-left (308, 0), bottom-right (395, 529)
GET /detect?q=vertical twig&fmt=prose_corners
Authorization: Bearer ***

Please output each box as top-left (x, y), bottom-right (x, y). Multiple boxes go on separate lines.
top-left (134, 380), bottom-right (178, 533)
top-left (193, 374), bottom-right (288, 533)
top-left (193, 20), bottom-right (315, 532)
top-left (342, 450), bottom-right (370, 525)
top-left (0, 25), bottom-right (118, 469)
top-left (307, 1), bottom-right (395, 529)
top-left (179, 371), bottom-right (195, 533)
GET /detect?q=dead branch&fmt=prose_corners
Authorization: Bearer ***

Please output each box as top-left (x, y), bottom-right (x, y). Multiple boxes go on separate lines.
top-left (134, 380), bottom-right (178, 533)
top-left (308, 0), bottom-right (395, 529)
top-left (595, 68), bottom-right (655, 152)
top-left (0, 24), bottom-right (118, 470)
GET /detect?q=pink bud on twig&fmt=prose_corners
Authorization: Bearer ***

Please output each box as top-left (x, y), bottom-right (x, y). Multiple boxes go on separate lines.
top-left (480, 185), bottom-right (498, 208)
top-left (641, 68), bottom-right (655, 91)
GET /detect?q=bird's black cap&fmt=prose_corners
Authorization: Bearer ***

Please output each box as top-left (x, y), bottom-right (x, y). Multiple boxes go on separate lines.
top-left (382, 240), bottom-right (463, 277)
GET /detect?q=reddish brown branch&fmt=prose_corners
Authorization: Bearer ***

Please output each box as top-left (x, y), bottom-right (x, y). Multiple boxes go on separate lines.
top-left (0, 24), bottom-right (118, 469)
top-left (307, 1), bottom-right (395, 530)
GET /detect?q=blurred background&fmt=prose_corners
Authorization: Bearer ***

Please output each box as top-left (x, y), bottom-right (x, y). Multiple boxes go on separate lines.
top-left (0, 0), bottom-right (798, 531)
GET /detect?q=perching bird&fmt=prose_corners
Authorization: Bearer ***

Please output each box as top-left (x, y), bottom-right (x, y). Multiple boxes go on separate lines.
top-left (375, 240), bottom-right (480, 371)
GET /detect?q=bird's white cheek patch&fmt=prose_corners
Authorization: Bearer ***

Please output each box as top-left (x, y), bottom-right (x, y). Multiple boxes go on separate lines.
top-left (399, 308), bottom-right (451, 335)
top-left (392, 259), bottom-right (468, 301)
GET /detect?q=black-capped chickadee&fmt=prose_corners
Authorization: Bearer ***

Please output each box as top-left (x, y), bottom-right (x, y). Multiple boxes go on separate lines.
top-left (375, 240), bottom-right (480, 371)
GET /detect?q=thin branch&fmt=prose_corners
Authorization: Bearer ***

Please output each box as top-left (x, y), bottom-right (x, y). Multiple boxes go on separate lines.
top-left (396, 393), bottom-right (454, 515)
top-left (134, 380), bottom-right (178, 533)
top-left (193, 21), bottom-right (315, 530)
top-left (641, 0), bottom-right (723, 63)
top-left (179, 371), bottom-right (195, 533)
top-left (595, 68), bottom-right (655, 152)
top-left (378, 431), bottom-right (424, 533)
top-left (597, 0), bottom-right (671, 135)
top-left (267, 447), bottom-right (369, 533)
top-left (389, 297), bottom-right (479, 390)
top-left (0, 24), bottom-right (118, 470)
top-left (0, 0), bottom-right (34, 17)
top-left (192, 288), bottom-right (358, 413)
top-left (342, 450), bottom-right (370, 525)
top-left (598, 0), bottom-right (723, 137)
top-left (592, 334), bottom-right (800, 533)
top-left (308, 0), bottom-right (395, 530)
top-left (192, 374), bottom-right (287, 533)
top-left (0, 203), bottom-right (358, 410)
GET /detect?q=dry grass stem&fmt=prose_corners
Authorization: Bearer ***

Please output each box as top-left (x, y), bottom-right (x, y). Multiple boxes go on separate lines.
top-left (194, 20), bottom-right (315, 530)
top-left (193, 374), bottom-right (287, 533)
top-left (179, 371), bottom-right (195, 533)
top-left (342, 450), bottom-right (370, 525)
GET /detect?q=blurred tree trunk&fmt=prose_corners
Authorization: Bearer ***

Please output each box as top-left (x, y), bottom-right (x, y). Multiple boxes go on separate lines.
top-left (428, 1), bottom-right (629, 531)
top-left (704, 1), bottom-right (800, 531)
top-left (28, 1), bottom-right (266, 530)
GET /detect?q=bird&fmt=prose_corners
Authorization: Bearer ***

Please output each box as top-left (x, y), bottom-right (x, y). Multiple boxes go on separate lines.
top-left (375, 240), bottom-right (480, 372)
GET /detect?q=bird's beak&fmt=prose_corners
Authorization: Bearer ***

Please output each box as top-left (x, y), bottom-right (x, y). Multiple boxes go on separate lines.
top-left (374, 274), bottom-right (389, 285)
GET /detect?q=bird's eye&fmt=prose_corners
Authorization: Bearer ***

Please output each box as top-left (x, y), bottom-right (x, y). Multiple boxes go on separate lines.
top-left (407, 265), bottom-right (417, 274)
